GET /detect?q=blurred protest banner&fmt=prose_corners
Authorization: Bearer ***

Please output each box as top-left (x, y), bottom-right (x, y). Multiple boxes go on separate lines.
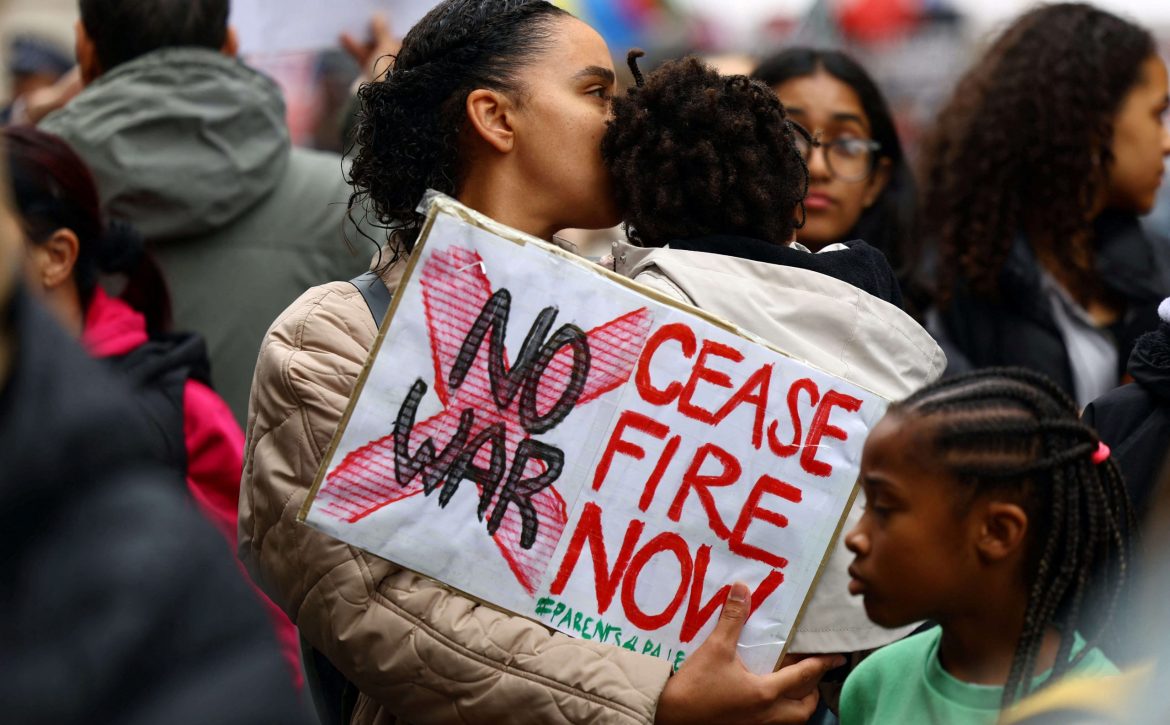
top-left (301, 193), bottom-right (884, 674)
top-left (231, 0), bottom-right (436, 55)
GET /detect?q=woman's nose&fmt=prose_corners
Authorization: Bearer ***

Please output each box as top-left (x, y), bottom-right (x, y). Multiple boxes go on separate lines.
top-left (806, 145), bottom-right (832, 180)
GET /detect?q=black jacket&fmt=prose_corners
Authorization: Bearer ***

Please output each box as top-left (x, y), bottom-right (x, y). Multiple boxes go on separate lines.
top-left (929, 213), bottom-right (1166, 400)
top-left (1083, 321), bottom-right (1170, 519)
top-left (109, 330), bottom-right (212, 474)
top-left (665, 235), bottom-right (904, 306)
top-left (0, 290), bottom-right (309, 725)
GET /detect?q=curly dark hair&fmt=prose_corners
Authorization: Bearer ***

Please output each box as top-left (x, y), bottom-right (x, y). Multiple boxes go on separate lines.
top-left (920, 3), bottom-right (1154, 304)
top-left (347, 0), bottom-right (568, 260)
top-left (602, 55), bottom-right (808, 248)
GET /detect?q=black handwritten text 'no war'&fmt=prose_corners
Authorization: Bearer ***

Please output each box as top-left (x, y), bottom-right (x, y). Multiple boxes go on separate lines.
top-left (392, 289), bottom-right (591, 550)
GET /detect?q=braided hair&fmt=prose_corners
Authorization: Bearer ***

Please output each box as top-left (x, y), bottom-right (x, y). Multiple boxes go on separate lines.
top-left (347, 0), bottom-right (569, 262)
top-left (891, 367), bottom-right (1133, 707)
top-left (602, 53), bottom-right (809, 248)
top-left (920, 3), bottom-right (1154, 305)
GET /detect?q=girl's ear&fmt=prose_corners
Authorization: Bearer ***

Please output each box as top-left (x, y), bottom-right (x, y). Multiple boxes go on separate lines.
top-left (976, 501), bottom-right (1029, 562)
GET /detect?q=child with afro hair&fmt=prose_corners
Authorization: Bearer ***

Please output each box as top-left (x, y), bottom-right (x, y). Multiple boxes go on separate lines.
top-left (604, 52), bottom-right (905, 306)
top-left (603, 52), bottom-right (948, 704)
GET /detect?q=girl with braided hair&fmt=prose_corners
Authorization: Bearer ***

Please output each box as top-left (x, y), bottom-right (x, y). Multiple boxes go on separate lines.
top-left (840, 368), bottom-right (1129, 724)
top-left (241, 2), bottom-right (842, 723)
top-left (922, 3), bottom-right (1170, 407)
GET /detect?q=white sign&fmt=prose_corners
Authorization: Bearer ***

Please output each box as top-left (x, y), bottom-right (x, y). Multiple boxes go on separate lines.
top-left (231, 0), bottom-right (438, 56)
top-left (302, 194), bottom-right (885, 674)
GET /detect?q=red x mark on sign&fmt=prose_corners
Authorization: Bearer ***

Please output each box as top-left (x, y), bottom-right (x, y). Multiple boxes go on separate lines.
top-left (317, 245), bottom-right (653, 593)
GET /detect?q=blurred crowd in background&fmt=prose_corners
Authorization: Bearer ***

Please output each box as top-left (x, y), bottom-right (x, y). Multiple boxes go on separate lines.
top-left (4, 0), bottom-right (1167, 156)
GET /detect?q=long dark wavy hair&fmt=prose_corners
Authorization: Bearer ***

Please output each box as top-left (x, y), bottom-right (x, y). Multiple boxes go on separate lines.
top-left (753, 48), bottom-right (916, 284)
top-left (920, 3), bottom-right (1155, 304)
top-left (347, 0), bottom-right (569, 263)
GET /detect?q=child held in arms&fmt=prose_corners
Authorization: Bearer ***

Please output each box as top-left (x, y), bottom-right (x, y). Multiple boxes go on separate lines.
top-left (601, 51), bottom-right (947, 701)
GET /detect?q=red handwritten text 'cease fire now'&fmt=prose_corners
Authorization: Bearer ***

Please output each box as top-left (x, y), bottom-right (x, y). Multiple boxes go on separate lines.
top-left (550, 321), bottom-right (864, 643)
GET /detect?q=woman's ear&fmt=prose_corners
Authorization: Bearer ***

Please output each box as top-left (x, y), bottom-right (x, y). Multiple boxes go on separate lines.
top-left (863, 157), bottom-right (893, 209)
top-left (976, 501), bottom-right (1029, 563)
top-left (32, 229), bottom-right (81, 292)
top-left (465, 89), bottom-right (516, 154)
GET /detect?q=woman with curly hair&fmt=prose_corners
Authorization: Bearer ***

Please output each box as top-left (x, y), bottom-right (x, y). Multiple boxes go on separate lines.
top-left (605, 53), bottom-right (946, 687)
top-left (922, 2), bottom-right (1170, 407)
top-left (239, 2), bottom-right (841, 723)
top-left (752, 48), bottom-right (921, 309)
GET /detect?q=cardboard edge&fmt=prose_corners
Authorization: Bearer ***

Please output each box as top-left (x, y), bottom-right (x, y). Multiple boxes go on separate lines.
top-left (771, 478), bottom-right (863, 670)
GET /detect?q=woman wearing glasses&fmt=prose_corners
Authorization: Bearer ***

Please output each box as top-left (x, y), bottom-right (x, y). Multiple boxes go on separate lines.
top-left (752, 48), bottom-right (920, 307)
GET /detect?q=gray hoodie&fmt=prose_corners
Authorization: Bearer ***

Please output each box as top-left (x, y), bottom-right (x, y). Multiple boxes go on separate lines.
top-left (42, 47), bottom-right (370, 422)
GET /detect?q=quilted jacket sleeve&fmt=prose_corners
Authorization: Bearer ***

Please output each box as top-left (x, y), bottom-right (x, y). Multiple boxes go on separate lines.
top-left (238, 281), bottom-right (672, 725)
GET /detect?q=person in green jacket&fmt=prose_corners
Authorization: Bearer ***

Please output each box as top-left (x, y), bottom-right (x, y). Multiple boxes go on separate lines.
top-left (40, 0), bottom-right (370, 422)
top-left (839, 368), bottom-right (1130, 724)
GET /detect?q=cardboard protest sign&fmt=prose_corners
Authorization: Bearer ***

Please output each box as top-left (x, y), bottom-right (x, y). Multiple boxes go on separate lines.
top-left (301, 194), bottom-right (886, 674)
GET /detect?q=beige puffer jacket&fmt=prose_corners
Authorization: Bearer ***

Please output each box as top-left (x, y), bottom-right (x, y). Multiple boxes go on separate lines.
top-left (238, 258), bottom-right (671, 725)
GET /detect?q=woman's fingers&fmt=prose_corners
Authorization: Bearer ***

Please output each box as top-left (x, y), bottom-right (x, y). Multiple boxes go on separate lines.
top-left (766, 654), bottom-right (844, 700)
top-left (708, 581), bottom-right (752, 655)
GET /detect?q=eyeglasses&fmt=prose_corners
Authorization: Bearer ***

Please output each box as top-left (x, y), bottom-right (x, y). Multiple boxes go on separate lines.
top-left (790, 123), bottom-right (882, 182)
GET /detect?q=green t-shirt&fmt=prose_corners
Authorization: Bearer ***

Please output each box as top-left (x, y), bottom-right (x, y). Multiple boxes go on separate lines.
top-left (839, 627), bottom-right (1119, 725)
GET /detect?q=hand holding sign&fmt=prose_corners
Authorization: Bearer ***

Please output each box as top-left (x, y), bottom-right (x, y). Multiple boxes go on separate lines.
top-left (655, 582), bottom-right (844, 725)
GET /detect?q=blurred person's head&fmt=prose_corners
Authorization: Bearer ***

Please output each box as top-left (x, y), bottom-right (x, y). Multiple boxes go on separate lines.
top-left (752, 48), bottom-right (911, 269)
top-left (603, 55), bottom-right (808, 248)
top-left (348, 0), bottom-right (618, 258)
top-left (0, 144), bottom-right (25, 385)
top-left (75, 0), bottom-right (236, 83)
top-left (0, 148), bottom-right (22, 309)
top-left (7, 36), bottom-right (72, 101)
top-left (921, 2), bottom-right (1170, 303)
top-left (4, 126), bottom-right (168, 334)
